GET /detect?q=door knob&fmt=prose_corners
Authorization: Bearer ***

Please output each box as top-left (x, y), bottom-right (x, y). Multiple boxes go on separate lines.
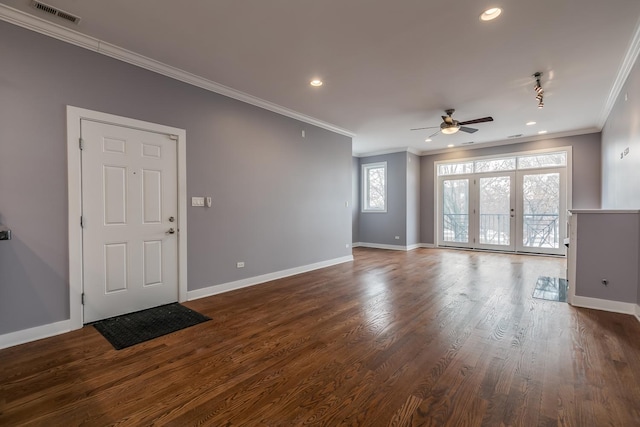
top-left (169, 216), bottom-right (175, 222)
top-left (167, 228), bottom-right (176, 234)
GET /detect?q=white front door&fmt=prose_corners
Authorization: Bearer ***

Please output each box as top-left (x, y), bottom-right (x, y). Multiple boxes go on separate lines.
top-left (81, 120), bottom-right (178, 323)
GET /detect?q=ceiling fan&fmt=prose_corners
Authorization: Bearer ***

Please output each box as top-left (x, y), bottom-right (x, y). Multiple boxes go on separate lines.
top-left (411, 109), bottom-right (493, 138)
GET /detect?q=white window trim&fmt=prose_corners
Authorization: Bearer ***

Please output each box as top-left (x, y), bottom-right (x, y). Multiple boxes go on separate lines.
top-left (362, 161), bottom-right (387, 213)
top-left (433, 146), bottom-right (573, 250)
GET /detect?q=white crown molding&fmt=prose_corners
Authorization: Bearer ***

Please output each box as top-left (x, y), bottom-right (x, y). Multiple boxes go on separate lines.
top-left (354, 147), bottom-right (420, 158)
top-left (598, 14), bottom-right (640, 128)
top-left (0, 4), bottom-right (356, 139)
top-left (417, 127), bottom-right (600, 156)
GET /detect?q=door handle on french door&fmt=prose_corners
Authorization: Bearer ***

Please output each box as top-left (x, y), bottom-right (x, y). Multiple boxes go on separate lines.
top-left (167, 228), bottom-right (176, 234)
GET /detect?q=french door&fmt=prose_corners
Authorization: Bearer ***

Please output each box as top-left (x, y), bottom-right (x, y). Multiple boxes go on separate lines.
top-left (441, 172), bottom-right (516, 251)
top-left (516, 168), bottom-right (566, 255)
top-left (439, 168), bottom-right (566, 255)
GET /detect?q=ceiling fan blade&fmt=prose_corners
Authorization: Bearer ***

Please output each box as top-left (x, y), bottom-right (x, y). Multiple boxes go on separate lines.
top-left (459, 126), bottom-right (478, 133)
top-left (410, 126), bottom-right (439, 131)
top-left (458, 116), bottom-right (494, 126)
top-left (427, 130), bottom-right (441, 139)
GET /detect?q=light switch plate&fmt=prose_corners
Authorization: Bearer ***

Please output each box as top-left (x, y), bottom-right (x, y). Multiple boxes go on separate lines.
top-left (192, 197), bottom-right (205, 207)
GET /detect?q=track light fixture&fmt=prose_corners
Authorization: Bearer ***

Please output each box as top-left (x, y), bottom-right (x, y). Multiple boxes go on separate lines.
top-left (533, 72), bottom-right (544, 108)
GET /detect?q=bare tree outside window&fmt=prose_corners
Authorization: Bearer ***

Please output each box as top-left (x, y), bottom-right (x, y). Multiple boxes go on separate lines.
top-left (362, 162), bottom-right (387, 212)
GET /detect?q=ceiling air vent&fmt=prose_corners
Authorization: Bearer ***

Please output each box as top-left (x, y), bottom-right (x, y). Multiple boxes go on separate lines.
top-left (461, 141), bottom-right (475, 146)
top-left (31, 1), bottom-right (81, 24)
top-left (508, 134), bottom-right (524, 139)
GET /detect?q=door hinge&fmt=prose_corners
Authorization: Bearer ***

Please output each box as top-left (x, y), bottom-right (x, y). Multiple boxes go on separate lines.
top-left (79, 138), bottom-right (84, 150)
top-left (80, 216), bottom-right (84, 228)
top-left (81, 293), bottom-right (85, 305)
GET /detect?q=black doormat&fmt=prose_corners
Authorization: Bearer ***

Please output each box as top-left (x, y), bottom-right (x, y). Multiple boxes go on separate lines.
top-left (92, 303), bottom-right (210, 350)
top-left (532, 276), bottom-right (568, 302)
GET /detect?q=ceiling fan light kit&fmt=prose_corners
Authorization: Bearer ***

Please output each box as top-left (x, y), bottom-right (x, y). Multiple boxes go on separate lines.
top-left (411, 109), bottom-right (493, 140)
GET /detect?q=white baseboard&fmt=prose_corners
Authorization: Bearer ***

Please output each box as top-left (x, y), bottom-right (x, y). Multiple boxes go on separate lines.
top-left (354, 242), bottom-right (433, 251)
top-left (187, 255), bottom-right (354, 301)
top-left (0, 319), bottom-right (72, 350)
top-left (571, 295), bottom-right (639, 318)
top-left (636, 304), bottom-right (640, 323)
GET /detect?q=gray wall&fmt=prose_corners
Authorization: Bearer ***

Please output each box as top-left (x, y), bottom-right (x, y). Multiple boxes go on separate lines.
top-left (0, 21), bottom-right (352, 335)
top-left (573, 212), bottom-right (639, 303)
top-left (601, 52), bottom-right (640, 209)
top-left (419, 133), bottom-right (602, 244)
top-left (406, 153), bottom-right (420, 246)
top-left (600, 47), bottom-right (640, 305)
top-left (352, 157), bottom-right (360, 243)
top-left (358, 152), bottom-right (407, 245)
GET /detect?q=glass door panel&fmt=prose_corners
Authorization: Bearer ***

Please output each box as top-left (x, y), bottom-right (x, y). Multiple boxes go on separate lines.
top-left (517, 171), bottom-right (565, 255)
top-left (442, 178), bottom-right (470, 247)
top-left (477, 174), bottom-right (515, 251)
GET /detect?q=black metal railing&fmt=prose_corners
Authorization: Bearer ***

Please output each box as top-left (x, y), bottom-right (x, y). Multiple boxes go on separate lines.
top-left (443, 213), bottom-right (559, 248)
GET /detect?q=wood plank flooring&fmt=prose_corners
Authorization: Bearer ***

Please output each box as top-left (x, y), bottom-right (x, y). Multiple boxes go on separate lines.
top-left (2, 248), bottom-right (640, 426)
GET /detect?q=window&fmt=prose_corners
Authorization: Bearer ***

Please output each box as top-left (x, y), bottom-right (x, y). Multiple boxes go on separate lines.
top-left (437, 151), bottom-right (567, 176)
top-left (362, 162), bottom-right (387, 212)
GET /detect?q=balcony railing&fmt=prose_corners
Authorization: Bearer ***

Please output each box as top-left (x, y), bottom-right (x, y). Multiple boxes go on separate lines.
top-left (443, 213), bottom-right (559, 248)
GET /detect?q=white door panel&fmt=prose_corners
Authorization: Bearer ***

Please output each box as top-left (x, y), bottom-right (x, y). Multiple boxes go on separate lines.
top-left (81, 120), bottom-right (178, 323)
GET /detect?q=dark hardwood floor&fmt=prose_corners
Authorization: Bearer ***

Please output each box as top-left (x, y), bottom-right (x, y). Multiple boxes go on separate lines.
top-left (2, 248), bottom-right (640, 426)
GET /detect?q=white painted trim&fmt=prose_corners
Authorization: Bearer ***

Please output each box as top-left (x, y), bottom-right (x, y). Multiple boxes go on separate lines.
top-left (599, 15), bottom-right (640, 128)
top-left (187, 256), bottom-right (354, 301)
top-left (67, 106), bottom-right (188, 330)
top-left (571, 295), bottom-right (638, 316)
top-left (569, 209), bottom-right (640, 214)
top-left (356, 242), bottom-right (409, 251)
top-left (361, 162), bottom-right (387, 213)
top-left (635, 304), bottom-right (640, 323)
top-left (416, 128), bottom-right (599, 157)
top-left (0, 4), bottom-right (355, 139)
top-left (0, 320), bottom-right (71, 350)
top-left (353, 242), bottom-right (433, 250)
top-left (354, 147), bottom-right (421, 158)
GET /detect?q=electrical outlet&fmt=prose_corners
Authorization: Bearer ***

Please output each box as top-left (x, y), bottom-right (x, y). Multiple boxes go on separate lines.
top-left (237, 262), bottom-right (245, 268)
top-left (395, 236), bottom-right (400, 240)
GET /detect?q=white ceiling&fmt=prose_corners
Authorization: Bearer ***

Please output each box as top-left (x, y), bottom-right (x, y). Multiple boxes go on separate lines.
top-left (3, 0), bottom-right (640, 155)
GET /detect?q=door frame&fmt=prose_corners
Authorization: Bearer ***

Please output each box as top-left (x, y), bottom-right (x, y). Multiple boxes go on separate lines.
top-left (475, 171), bottom-right (516, 252)
top-left (434, 146), bottom-right (573, 253)
top-left (515, 167), bottom-right (567, 255)
top-left (66, 106), bottom-right (188, 330)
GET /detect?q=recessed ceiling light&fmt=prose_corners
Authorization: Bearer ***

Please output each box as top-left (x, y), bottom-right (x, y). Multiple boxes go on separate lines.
top-left (425, 138), bottom-right (432, 142)
top-left (310, 79), bottom-right (323, 87)
top-left (447, 144), bottom-right (455, 148)
top-left (526, 121), bottom-right (536, 126)
top-left (480, 7), bottom-right (502, 21)
top-left (538, 130), bottom-right (548, 135)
